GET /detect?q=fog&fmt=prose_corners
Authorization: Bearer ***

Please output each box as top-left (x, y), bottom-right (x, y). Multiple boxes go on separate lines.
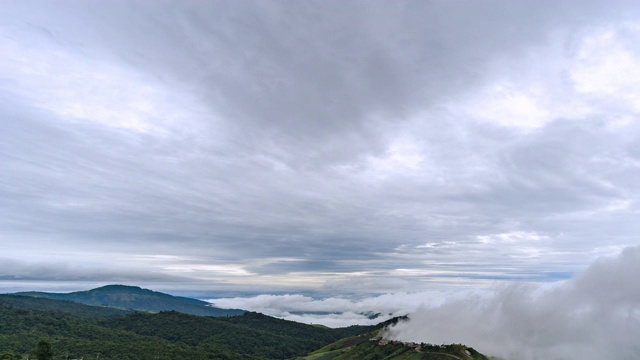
top-left (209, 291), bottom-right (469, 328)
top-left (385, 247), bottom-right (640, 359)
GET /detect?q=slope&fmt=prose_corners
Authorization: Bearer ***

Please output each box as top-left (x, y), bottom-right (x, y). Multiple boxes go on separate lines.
top-left (0, 295), bottom-right (382, 360)
top-left (0, 294), bottom-right (131, 319)
top-left (103, 310), bottom-right (368, 359)
top-left (299, 329), bottom-right (489, 360)
top-left (0, 303), bottom-right (212, 359)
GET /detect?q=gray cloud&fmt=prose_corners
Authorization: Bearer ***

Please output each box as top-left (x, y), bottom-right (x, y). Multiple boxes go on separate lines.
top-left (0, 257), bottom-right (189, 284)
top-left (1, 0), bottom-right (640, 296)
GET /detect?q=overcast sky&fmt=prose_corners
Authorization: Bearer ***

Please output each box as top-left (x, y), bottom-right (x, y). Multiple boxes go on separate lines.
top-left (2, 0), bottom-right (640, 300)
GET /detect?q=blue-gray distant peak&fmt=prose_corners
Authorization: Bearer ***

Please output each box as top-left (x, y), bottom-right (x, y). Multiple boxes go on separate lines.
top-left (16, 284), bottom-right (244, 317)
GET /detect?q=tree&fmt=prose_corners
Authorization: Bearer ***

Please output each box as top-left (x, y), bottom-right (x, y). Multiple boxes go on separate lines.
top-left (35, 340), bottom-right (53, 360)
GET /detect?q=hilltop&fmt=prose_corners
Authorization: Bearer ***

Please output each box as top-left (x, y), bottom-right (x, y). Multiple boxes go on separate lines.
top-left (299, 325), bottom-right (489, 360)
top-left (16, 284), bottom-right (243, 317)
top-left (301, 337), bottom-right (489, 360)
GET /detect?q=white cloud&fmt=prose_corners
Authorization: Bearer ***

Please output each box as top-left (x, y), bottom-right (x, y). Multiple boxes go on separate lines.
top-left (163, 264), bottom-right (253, 277)
top-left (385, 247), bottom-right (640, 360)
top-left (368, 139), bottom-right (425, 176)
top-left (476, 231), bottom-right (547, 245)
top-left (206, 290), bottom-right (483, 327)
top-left (0, 26), bottom-right (211, 137)
top-left (452, 22), bottom-right (640, 133)
top-left (468, 83), bottom-right (552, 130)
top-left (571, 25), bottom-right (640, 101)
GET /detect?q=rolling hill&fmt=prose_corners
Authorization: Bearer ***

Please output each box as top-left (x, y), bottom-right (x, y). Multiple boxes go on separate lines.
top-left (0, 294), bottom-right (379, 359)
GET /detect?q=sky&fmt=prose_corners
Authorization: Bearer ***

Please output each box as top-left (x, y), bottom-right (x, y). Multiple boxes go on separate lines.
top-left (1, 0), bottom-right (640, 322)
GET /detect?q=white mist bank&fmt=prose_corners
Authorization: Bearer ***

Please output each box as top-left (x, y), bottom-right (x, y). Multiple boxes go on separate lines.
top-left (208, 247), bottom-right (640, 358)
top-left (385, 246), bottom-right (640, 360)
top-left (207, 290), bottom-right (479, 328)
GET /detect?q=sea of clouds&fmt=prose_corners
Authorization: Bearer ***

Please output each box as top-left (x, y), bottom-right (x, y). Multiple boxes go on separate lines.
top-left (386, 247), bottom-right (640, 360)
top-left (210, 247), bottom-right (640, 359)
top-left (208, 291), bottom-right (468, 328)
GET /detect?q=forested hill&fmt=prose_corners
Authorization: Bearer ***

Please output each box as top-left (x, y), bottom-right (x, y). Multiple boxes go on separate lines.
top-left (0, 294), bottom-right (131, 319)
top-left (299, 329), bottom-right (490, 360)
top-left (16, 284), bottom-right (243, 317)
top-left (0, 294), bottom-right (376, 360)
top-left (103, 311), bottom-right (374, 358)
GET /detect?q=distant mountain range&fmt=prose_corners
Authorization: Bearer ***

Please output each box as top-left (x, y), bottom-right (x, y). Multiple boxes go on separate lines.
top-left (16, 284), bottom-right (243, 317)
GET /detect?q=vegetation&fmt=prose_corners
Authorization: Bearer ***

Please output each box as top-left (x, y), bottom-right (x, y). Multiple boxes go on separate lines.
top-left (1, 287), bottom-right (489, 360)
top-left (35, 340), bottom-right (53, 360)
top-left (0, 295), bottom-right (131, 319)
top-left (0, 302), bottom-right (206, 359)
top-left (299, 333), bottom-right (489, 360)
top-left (0, 295), bottom-right (379, 359)
top-left (103, 311), bottom-right (375, 359)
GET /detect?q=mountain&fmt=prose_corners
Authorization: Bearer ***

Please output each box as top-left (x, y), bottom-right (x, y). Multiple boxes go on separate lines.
top-left (16, 284), bottom-right (243, 317)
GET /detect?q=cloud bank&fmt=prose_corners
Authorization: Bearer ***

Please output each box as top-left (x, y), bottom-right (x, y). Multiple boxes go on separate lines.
top-left (385, 247), bottom-right (640, 360)
top-left (208, 291), bottom-right (472, 328)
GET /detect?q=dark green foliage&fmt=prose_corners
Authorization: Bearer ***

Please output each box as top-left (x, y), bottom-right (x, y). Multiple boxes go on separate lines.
top-left (103, 311), bottom-right (360, 359)
top-left (0, 296), bottom-right (386, 360)
top-left (0, 353), bottom-right (21, 360)
top-left (0, 292), bottom-right (488, 360)
top-left (16, 285), bottom-right (243, 317)
top-left (0, 294), bottom-right (131, 319)
top-left (35, 340), bottom-right (53, 360)
top-left (299, 333), bottom-right (489, 360)
top-left (0, 303), bottom-right (208, 359)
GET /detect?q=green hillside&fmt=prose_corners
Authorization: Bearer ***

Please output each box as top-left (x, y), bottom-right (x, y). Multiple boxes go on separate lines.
top-left (0, 294), bottom-right (131, 319)
top-left (0, 295), bottom-right (381, 360)
top-left (298, 331), bottom-right (489, 360)
top-left (104, 310), bottom-right (365, 359)
top-left (0, 303), bottom-right (210, 359)
top-left (16, 284), bottom-right (243, 317)
top-left (1, 288), bottom-right (490, 360)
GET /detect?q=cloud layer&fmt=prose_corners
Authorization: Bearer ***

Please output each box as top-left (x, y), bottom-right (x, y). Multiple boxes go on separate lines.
top-left (1, 1), bottom-right (640, 295)
top-left (386, 247), bottom-right (640, 360)
top-left (208, 291), bottom-right (462, 328)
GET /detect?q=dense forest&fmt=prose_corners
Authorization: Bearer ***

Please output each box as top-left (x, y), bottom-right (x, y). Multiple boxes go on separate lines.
top-left (298, 333), bottom-right (490, 360)
top-left (0, 294), bottom-right (373, 360)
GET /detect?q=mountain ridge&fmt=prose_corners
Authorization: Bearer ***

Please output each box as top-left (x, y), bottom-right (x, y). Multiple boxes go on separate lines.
top-left (15, 284), bottom-right (244, 317)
